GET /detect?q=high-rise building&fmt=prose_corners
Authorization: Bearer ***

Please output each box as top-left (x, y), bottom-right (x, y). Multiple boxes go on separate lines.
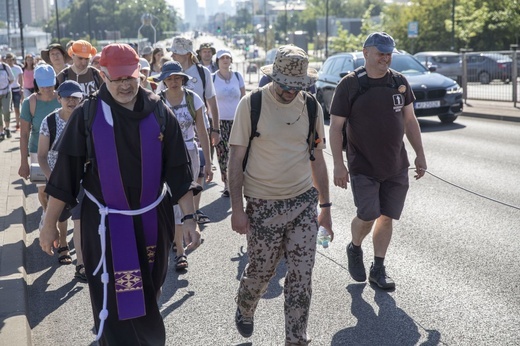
top-left (0, 0), bottom-right (50, 26)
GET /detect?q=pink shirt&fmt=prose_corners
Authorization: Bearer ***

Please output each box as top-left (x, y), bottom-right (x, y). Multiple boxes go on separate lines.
top-left (23, 69), bottom-right (34, 89)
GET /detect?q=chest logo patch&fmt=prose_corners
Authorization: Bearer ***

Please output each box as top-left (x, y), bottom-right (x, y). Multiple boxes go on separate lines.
top-left (393, 94), bottom-right (404, 112)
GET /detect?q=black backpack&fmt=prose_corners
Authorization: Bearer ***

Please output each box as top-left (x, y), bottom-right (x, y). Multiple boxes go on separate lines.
top-left (242, 89), bottom-right (320, 171)
top-left (342, 66), bottom-right (405, 149)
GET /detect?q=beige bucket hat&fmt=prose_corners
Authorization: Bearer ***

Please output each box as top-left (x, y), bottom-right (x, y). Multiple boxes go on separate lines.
top-left (260, 45), bottom-right (318, 88)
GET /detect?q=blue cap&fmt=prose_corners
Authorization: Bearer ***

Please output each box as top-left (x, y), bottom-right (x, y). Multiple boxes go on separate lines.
top-left (154, 60), bottom-right (191, 82)
top-left (57, 80), bottom-right (83, 98)
top-left (34, 64), bottom-right (56, 88)
top-left (363, 32), bottom-right (396, 53)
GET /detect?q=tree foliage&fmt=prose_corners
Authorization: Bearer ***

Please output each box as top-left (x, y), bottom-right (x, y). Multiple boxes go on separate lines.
top-left (45, 0), bottom-right (178, 46)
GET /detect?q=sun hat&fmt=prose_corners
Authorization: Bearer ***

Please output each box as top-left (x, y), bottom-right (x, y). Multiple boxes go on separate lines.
top-left (363, 32), bottom-right (396, 53)
top-left (5, 53), bottom-right (14, 59)
top-left (139, 58), bottom-right (150, 71)
top-left (41, 43), bottom-right (67, 64)
top-left (216, 49), bottom-right (232, 59)
top-left (197, 42), bottom-right (216, 56)
top-left (57, 80), bottom-right (83, 98)
top-left (153, 60), bottom-right (191, 83)
top-left (68, 40), bottom-right (97, 59)
top-left (34, 64), bottom-right (56, 87)
top-left (99, 43), bottom-right (140, 79)
top-left (260, 45), bottom-right (317, 88)
top-left (141, 46), bottom-right (153, 56)
top-left (169, 37), bottom-right (195, 55)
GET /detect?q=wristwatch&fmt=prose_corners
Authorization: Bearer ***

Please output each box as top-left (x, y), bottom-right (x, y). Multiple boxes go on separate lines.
top-left (181, 213), bottom-right (196, 223)
top-left (210, 128), bottom-right (220, 134)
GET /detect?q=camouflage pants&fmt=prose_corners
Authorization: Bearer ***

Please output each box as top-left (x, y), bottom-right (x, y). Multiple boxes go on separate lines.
top-left (237, 187), bottom-right (319, 345)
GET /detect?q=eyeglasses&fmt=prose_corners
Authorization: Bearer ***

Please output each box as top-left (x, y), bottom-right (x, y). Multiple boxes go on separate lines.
top-left (277, 82), bottom-right (302, 92)
top-left (104, 74), bottom-right (138, 85)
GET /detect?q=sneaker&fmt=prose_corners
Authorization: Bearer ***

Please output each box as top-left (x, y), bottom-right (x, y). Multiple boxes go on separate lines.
top-left (0, 133), bottom-right (4, 141)
top-left (221, 189), bottom-right (230, 198)
top-left (235, 306), bottom-right (254, 338)
top-left (346, 242), bottom-right (366, 282)
top-left (369, 264), bottom-right (395, 289)
top-left (4, 128), bottom-right (10, 138)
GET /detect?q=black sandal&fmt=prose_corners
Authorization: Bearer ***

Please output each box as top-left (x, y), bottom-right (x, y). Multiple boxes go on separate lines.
top-left (74, 264), bottom-right (87, 282)
top-left (195, 210), bottom-right (211, 224)
top-left (57, 246), bottom-right (72, 265)
top-left (175, 255), bottom-right (188, 271)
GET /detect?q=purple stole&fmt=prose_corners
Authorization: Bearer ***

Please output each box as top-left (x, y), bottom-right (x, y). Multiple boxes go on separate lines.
top-left (92, 99), bottom-right (162, 320)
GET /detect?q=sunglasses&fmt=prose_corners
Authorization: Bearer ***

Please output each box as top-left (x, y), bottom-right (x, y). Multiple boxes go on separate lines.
top-left (277, 82), bottom-right (302, 92)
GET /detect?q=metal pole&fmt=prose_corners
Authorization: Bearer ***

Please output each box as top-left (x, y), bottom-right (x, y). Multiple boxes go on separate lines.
top-left (55, 0), bottom-right (61, 42)
top-left (285, 0), bottom-right (288, 43)
top-left (264, 0), bottom-right (267, 60)
top-left (6, 0), bottom-right (10, 47)
top-left (87, 0), bottom-right (92, 42)
top-left (451, 0), bottom-right (455, 50)
top-left (511, 44), bottom-right (518, 107)
top-left (17, 0), bottom-right (24, 58)
top-left (325, 0), bottom-right (329, 58)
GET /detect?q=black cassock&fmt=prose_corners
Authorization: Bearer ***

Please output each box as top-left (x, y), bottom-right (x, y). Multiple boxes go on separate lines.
top-left (46, 85), bottom-right (194, 345)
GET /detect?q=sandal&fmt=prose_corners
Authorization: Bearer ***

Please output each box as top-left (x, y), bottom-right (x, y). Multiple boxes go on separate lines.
top-left (196, 210), bottom-right (211, 224)
top-left (74, 264), bottom-right (87, 282)
top-left (175, 255), bottom-right (188, 271)
top-left (57, 246), bottom-right (72, 265)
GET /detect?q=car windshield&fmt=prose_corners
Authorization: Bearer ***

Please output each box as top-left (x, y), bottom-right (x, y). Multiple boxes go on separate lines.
top-left (390, 55), bottom-right (429, 74)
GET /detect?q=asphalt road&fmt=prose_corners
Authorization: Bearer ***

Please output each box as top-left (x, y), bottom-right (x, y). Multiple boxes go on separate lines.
top-left (24, 115), bottom-right (520, 346)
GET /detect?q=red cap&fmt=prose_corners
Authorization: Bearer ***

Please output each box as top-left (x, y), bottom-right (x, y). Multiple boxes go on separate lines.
top-left (99, 44), bottom-right (140, 79)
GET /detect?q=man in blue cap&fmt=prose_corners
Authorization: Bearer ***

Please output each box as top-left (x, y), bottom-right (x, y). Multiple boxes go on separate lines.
top-left (328, 32), bottom-right (427, 289)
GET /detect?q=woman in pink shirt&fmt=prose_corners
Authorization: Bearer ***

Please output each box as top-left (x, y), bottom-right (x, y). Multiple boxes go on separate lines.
top-left (23, 54), bottom-right (36, 98)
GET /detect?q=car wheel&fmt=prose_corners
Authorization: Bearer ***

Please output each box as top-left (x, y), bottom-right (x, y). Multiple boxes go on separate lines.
top-left (438, 114), bottom-right (458, 123)
top-left (316, 90), bottom-right (330, 119)
top-left (479, 71), bottom-right (491, 84)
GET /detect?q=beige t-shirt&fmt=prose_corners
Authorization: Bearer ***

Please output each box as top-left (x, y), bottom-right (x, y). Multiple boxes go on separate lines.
top-left (230, 86), bottom-right (326, 200)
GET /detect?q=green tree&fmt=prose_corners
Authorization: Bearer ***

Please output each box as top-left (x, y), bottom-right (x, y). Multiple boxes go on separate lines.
top-left (45, 0), bottom-right (178, 45)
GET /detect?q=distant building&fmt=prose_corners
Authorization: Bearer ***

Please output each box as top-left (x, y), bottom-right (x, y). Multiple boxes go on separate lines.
top-left (0, 27), bottom-right (52, 57)
top-left (0, 0), bottom-right (51, 26)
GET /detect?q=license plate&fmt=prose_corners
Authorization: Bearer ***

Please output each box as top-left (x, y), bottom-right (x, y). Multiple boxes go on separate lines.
top-left (415, 101), bottom-right (441, 109)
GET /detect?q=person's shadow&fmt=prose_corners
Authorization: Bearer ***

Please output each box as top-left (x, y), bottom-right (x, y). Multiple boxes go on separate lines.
top-left (158, 257), bottom-right (195, 318)
top-left (331, 284), bottom-right (441, 345)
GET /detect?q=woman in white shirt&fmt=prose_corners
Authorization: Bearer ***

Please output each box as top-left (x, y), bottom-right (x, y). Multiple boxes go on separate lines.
top-left (212, 50), bottom-right (245, 197)
top-left (155, 60), bottom-right (212, 271)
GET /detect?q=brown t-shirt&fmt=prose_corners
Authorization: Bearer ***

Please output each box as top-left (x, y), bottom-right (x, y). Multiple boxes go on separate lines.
top-left (56, 66), bottom-right (101, 96)
top-left (330, 69), bottom-right (415, 180)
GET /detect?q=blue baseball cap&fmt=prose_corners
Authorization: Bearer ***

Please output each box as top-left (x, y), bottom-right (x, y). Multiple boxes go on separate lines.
top-left (34, 64), bottom-right (56, 88)
top-left (57, 80), bottom-right (83, 98)
top-left (363, 32), bottom-right (396, 53)
top-left (154, 60), bottom-right (191, 83)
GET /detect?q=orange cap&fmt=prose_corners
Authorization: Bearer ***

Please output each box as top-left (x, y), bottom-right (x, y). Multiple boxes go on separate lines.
top-left (68, 40), bottom-right (97, 59)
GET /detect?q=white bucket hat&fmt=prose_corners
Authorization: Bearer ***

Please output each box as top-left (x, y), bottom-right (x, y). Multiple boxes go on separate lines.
top-left (260, 45), bottom-right (318, 88)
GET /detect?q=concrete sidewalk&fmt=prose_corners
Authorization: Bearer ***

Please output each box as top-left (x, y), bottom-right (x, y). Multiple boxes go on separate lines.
top-left (0, 95), bottom-right (519, 345)
top-left (0, 128), bottom-right (31, 346)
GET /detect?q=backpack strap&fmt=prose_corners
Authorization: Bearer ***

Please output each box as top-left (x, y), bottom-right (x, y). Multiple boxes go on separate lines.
top-left (195, 63), bottom-right (207, 105)
top-left (184, 89), bottom-right (197, 121)
top-left (92, 67), bottom-right (102, 90)
top-left (48, 112), bottom-right (57, 149)
top-left (242, 88), bottom-right (262, 171)
top-left (29, 94), bottom-right (37, 117)
top-left (83, 94), bottom-right (98, 168)
top-left (304, 91), bottom-right (319, 162)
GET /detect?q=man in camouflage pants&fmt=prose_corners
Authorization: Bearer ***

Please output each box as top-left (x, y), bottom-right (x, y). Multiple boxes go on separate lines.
top-left (228, 45), bottom-right (334, 345)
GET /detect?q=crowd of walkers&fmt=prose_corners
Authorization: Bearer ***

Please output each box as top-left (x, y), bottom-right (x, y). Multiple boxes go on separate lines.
top-left (4, 31), bottom-right (426, 345)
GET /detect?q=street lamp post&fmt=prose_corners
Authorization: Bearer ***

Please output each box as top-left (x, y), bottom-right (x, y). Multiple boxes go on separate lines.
top-left (55, 0), bottom-right (61, 42)
top-left (325, 0), bottom-right (329, 58)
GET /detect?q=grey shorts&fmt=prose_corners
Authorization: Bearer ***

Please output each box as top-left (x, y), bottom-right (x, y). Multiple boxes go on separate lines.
top-left (350, 169), bottom-right (409, 221)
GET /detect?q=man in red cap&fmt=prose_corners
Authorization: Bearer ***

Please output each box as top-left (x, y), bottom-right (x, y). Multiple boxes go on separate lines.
top-left (40, 43), bottom-right (201, 345)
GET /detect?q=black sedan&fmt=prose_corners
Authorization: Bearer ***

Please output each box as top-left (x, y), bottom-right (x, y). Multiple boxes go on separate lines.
top-left (316, 52), bottom-right (463, 123)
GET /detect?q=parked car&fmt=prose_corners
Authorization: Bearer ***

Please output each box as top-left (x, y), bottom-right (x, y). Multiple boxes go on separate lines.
top-left (315, 52), bottom-right (463, 123)
top-left (465, 52), bottom-right (512, 84)
top-left (413, 51), bottom-right (462, 82)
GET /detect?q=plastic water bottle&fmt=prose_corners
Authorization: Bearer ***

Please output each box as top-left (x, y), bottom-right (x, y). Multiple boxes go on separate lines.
top-left (317, 226), bottom-right (331, 248)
